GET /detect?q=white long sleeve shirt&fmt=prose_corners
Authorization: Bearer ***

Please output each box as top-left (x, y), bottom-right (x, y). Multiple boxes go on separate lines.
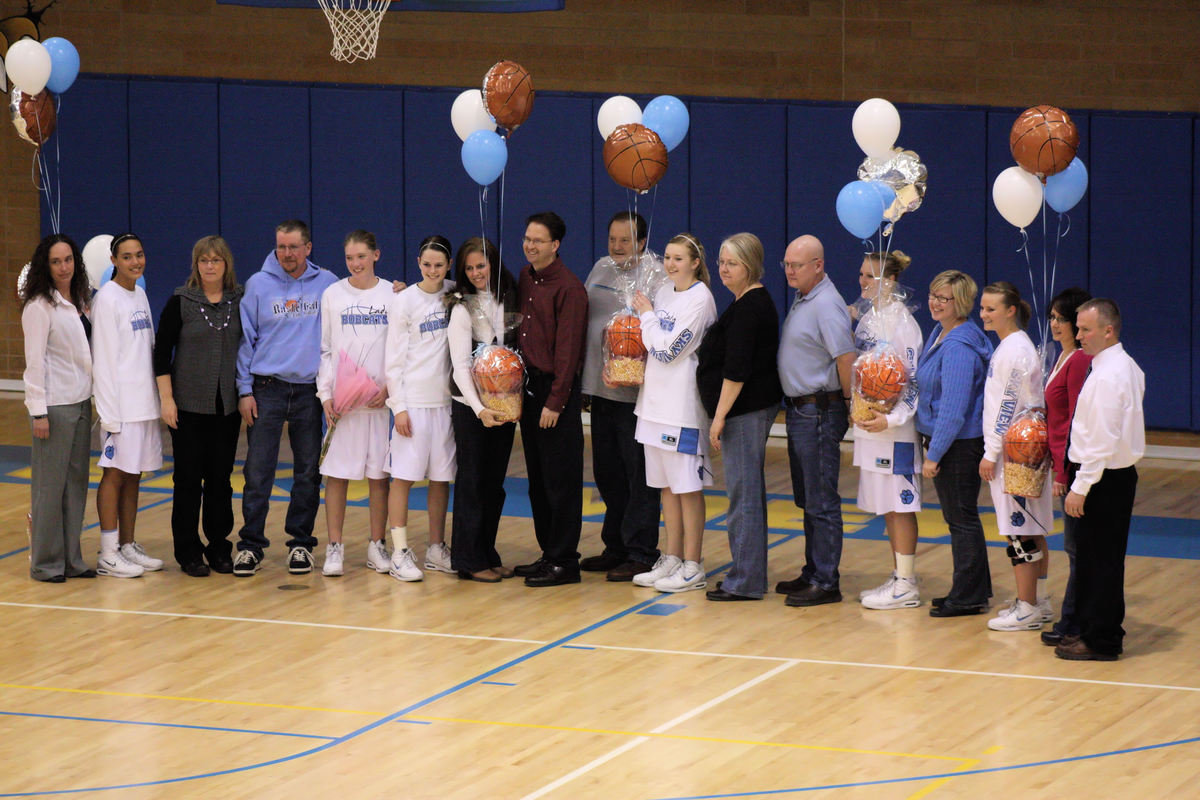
top-left (983, 330), bottom-right (1044, 464)
top-left (386, 281), bottom-right (453, 413)
top-left (634, 281), bottom-right (716, 430)
top-left (22, 291), bottom-right (92, 416)
top-left (448, 294), bottom-right (507, 416)
top-left (1068, 342), bottom-right (1145, 496)
top-left (316, 278), bottom-right (393, 404)
top-left (852, 303), bottom-right (923, 440)
top-left (91, 281), bottom-right (159, 432)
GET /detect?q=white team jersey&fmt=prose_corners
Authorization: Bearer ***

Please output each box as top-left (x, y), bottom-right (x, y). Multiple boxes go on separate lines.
top-left (317, 277), bottom-right (393, 404)
top-left (634, 281), bottom-right (716, 431)
top-left (852, 302), bottom-right (923, 475)
top-left (386, 281), bottom-right (454, 413)
top-left (91, 280), bottom-right (159, 431)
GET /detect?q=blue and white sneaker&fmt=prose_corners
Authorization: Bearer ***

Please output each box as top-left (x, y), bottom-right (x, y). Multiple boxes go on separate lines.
top-left (987, 599), bottom-right (1044, 631)
top-left (861, 575), bottom-right (920, 610)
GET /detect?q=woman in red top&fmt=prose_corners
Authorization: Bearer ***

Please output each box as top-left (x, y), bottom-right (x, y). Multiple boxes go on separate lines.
top-left (1041, 287), bottom-right (1092, 646)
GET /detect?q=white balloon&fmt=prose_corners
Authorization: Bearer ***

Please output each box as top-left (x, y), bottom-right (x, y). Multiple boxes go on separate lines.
top-left (852, 98), bottom-right (901, 160)
top-left (992, 166), bottom-right (1044, 229)
top-left (5, 39), bottom-right (52, 96)
top-left (450, 89), bottom-right (496, 143)
top-left (597, 95), bottom-right (641, 140)
top-left (83, 234), bottom-right (114, 290)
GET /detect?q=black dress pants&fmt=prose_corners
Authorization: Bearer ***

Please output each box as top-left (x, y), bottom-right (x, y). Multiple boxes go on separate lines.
top-left (449, 401), bottom-right (515, 573)
top-left (520, 373), bottom-right (583, 569)
top-left (169, 409), bottom-right (242, 567)
top-left (1074, 466), bottom-right (1138, 656)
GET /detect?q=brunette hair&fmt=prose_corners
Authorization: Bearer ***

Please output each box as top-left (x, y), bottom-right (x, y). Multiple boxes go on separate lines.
top-left (21, 234), bottom-right (89, 310)
top-left (983, 280), bottom-right (1032, 330)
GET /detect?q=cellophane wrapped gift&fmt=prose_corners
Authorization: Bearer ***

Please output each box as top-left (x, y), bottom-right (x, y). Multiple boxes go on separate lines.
top-left (1003, 406), bottom-right (1050, 498)
top-left (471, 343), bottom-right (524, 423)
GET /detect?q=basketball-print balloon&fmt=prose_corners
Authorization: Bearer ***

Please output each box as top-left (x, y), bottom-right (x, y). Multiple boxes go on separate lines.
top-left (1009, 106), bottom-right (1078, 179)
top-left (482, 60), bottom-right (534, 131)
top-left (605, 314), bottom-right (646, 358)
top-left (1004, 413), bottom-right (1049, 466)
top-left (472, 345), bottom-right (523, 394)
top-left (10, 86), bottom-right (54, 147)
top-left (856, 350), bottom-right (907, 405)
top-left (603, 123), bottom-right (668, 194)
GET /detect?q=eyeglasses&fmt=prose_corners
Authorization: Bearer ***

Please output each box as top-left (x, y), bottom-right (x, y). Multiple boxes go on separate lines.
top-left (523, 237), bottom-right (551, 246)
top-left (276, 243), bottom-right (307, 253)
top-left (928, 293), bottom-right (954, 305)
top-left (1049, 312), bottom-right (1068, 322)
top-left (780, 257), bottom-right (820, 271)
top-left (198, 256), bottom-right (225, 265)
top-left (718, 259), bottom-right (745, 269)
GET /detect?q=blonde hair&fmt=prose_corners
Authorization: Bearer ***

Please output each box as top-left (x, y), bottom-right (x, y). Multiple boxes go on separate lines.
top-left (187, 235), bottom-right (238, 291)
top-left (929, 269), bottom-right (977, 320)
top-left (719, 232), bottom-right (764, 284)
top-left (668, 232), bottom-right (710, 287)
top-left (865, 249), bottom-right (911, 281)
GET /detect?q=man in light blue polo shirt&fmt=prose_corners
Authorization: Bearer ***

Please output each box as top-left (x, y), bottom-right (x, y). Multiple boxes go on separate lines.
top-left (775, 235), bottom-right (856, 607)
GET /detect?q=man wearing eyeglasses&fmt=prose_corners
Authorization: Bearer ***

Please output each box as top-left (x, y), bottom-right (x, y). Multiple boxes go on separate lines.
top-left (232, 220), bottom-right (338, 577)
top-left (775, 235), bottom-right (856, 607)
top-left (513, 211), bottom-right (589, 587)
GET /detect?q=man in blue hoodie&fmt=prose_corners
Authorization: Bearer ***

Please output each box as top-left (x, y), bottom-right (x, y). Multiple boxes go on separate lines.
top-left (232, 220), bottom-right (338, 577)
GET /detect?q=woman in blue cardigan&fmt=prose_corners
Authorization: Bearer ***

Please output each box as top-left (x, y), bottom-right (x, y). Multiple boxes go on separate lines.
top-left (916, 270), bottom-right (993, 617)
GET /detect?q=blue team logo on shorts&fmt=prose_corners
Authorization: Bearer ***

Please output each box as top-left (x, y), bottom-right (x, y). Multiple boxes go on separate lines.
top-left (900, 489), bottom-right (914, 505)
top-left (104, 434), bottom-right (115, 460)
top-left (1010, 511), bottom-right (1026, 528)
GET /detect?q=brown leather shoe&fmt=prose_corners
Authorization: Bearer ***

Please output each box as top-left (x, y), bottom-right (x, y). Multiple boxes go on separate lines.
top-left (606, 560), bottom-right (653, 582)
top-left (580, 553), bottom-right (625, 572)
top-left (1054, 637), bottom-right (1118, 661)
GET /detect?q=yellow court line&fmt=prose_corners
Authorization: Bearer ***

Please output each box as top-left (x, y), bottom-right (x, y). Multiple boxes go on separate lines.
top-left (407, 714), bottom-right (973, 764)
top-left (0, 683), bottom-right (376, 716)
top-left (904, 745), bottom-right (1001, 800)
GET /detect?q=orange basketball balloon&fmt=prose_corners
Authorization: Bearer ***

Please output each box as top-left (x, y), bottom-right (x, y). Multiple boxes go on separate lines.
top-left (1004, 414), bottom-right (1049, 466)
top-left (472, 346), bottom-right (523, 394)
top-left (482, 60), bottom-right (534, 131)
top-left (603, 123), bottom-right (668, 194)
top-left (856, 351), bottom-right (907, 405)
top-left (606, 314), bottom-right (646, 358)
top-left (1009, 105), bottom-right (1078, 179)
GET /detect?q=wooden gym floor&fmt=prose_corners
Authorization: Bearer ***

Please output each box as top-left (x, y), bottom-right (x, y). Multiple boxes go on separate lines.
top-left (0, 393), bottom-right (1197, 798)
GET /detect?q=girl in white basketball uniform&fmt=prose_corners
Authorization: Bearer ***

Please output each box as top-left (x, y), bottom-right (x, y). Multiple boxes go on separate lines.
top-left (978, 281), bottom-right (1054, 631)
top-left (631, 233), bottom-right (717, 593)
top-left (851, 251), bottom-right (924, 610)
top-left (91, 233), bottom-right (164, 577)
top-left (384, 235), bottom-right (457, 582)
top-left (317, 230), bottom-right (394, 577)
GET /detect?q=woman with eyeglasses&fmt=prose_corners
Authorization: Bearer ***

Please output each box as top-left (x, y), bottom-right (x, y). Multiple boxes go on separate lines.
top-left (154, 236), bottom-right (243, 577)
top-left (914, 270), bottom-right (994, 617)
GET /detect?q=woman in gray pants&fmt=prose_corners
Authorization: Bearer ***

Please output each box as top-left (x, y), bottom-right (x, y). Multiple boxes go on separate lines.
top-left (21, 234), bottom-right (95, 582)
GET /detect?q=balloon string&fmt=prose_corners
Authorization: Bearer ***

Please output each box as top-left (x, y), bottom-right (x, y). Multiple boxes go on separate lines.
top-left (498, 166), bottom-right (506, 277)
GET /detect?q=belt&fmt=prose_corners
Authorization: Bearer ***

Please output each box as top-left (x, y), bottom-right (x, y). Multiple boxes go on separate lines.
top-left (786, 391), bottom-right (843, 409)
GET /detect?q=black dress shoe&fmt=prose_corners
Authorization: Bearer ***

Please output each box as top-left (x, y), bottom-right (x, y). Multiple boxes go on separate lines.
top-left (1041, 629), bottom-right (1066, 646)
top-left (208, 556), bottom-right (234, 574)
top-left (775, 575), bottom-right (810, 595)
top-left (513, 557), bottom-right (547, 578)
top-left (784, 584), bottom-right (842, 607)
top-left (606, 560), bottom-right (653, 582)
top-left (182, 561), bottom-right (211, 577)
top-left (929, 602), bottom-right (987, 617)
top-left (706, 582), bottom-right (760, 601)
top-left (931, 595), bottom-right (948, 608)
top-left (525, 564), bottom-right (581, 587)
top-left (68, 569), bottom-right (97, 579)
top-left (580, 553), bottom-right (625, 572)
top-left (39, 575), bottom-right (66, 583)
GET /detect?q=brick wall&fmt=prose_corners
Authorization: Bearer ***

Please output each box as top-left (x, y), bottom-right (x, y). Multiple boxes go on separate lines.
top-left (2, 0), bottom-right (1198, 379)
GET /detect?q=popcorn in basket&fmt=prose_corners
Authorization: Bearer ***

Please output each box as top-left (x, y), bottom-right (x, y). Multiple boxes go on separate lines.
top-left (1003, 407), bottom-right (1050, 498)
top-left (602, 311), bottom-right (647, 387)
top-left (851, 346), bottom-right (909, 425)
top-left (471, 343), bottom-right (524, 423)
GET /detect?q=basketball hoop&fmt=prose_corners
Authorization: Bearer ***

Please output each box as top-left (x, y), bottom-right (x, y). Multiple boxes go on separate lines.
top-left (317, 0), bottom-right (390, 63)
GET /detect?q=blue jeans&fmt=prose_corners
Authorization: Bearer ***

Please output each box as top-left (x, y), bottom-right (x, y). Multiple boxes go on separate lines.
top-left (785, 400), bottom-right (849, 591)
top-left (930, 436), bottom-right (992, 607)
top-left (236, 375), bottom-right (323, 556)
top-left (721, 406), bottom-right (776, 598)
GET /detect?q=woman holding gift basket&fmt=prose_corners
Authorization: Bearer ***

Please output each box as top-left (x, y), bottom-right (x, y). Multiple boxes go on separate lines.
top-left (446, 237), bottom-right (522, 583)
top-left (977, 281), bottom-right (1055, 632)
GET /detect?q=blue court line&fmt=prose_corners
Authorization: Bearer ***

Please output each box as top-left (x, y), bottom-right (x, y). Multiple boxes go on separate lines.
top-left (0, 710), bottom-right (333, 741)
top-left (648, 735), bottom-right (1200, 798)
top-left (393, 719), bottom-right (432, 725)
top-left (0, 497), bottom-right (173, 563)
top-left (480, 680), bottom-right (517, 686)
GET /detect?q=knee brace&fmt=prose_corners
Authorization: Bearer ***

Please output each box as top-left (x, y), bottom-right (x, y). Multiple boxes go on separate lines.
top-left (1006, 535), bottom-right (1043, 565)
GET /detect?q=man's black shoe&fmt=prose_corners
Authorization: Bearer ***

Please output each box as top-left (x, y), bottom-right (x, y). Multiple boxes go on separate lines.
top-left (524, 564), bottom-right (581, 587)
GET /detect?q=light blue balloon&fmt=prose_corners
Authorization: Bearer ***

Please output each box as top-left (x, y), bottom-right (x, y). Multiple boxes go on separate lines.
top-left (42, 37), bottom-right (80, 95)
top-left (100, 265), bottom-right (147, 291)
top-left (1044, 157), bottom-right (1088, 213)
top-left (641, 95), bottom-right (689, 152)
top-left (836, 180), bottom-right (890, 239)
top-left (461, 130), bottom-right (508, 186)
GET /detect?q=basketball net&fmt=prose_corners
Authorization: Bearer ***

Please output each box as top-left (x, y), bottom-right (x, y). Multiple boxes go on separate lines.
top-left (317, 0), bottom-right (390, 63)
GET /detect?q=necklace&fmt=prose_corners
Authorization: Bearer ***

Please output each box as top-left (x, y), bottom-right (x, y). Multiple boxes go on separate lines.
top-left (197, 297), bottom-right (234, 331)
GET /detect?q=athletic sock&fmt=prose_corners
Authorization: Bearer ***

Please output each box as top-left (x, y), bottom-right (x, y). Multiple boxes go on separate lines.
top-left (895, 552), bottom-right (916, 580)
top-left (1036, 576), bottom-right (1049, 603)
top-left (99, 529), bottom-right (119, 556)
top-left (390, 526), bottom-right (408, 551)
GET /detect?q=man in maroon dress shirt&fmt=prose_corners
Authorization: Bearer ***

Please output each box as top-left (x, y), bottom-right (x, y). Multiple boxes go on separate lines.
top-left (512, 212), bottom-right (589, 587)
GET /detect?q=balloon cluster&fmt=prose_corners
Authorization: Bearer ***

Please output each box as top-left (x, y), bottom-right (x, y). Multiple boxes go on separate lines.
top-left (837, 98), bottom-right (927, 240)
top-left (4, 29), bottom-right (80, 149)
top-left (452, 60), bottom-right (535, 187)
top-left (992, 105), bottom-right (1089, 229)
top-left (596, 94), bottom-right (690, 193)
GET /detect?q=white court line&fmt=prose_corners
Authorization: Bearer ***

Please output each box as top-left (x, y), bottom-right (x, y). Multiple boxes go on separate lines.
top-left (519, 660), bottom-right (800, 800)
top-left (5, 601), bottom-right (1199, 694)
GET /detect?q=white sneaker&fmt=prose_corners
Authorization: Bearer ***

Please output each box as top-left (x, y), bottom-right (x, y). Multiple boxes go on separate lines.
top-left (860, 573), bottom-right (896, 599)
top-left (633, 554), bottom-right (682, 587)
top-left (1037, 596), bottom-right (1054, 623)
top-left (987, 599), bottom-right (1044, 631)
top-left (322, 542), bottom-right (344, 577)
top-left (654, 560), bottom-right (707, 593)
top-left (120, 542), bottom-right (163, 571)
top-left (365, 540), bottom-right (391, 573)
top-left (96, 550), bottom-right (144, 578)
top-left (388, 547), bottom-right (423, 582)
top-left (424, 542), bottom-right (454, 573)
top-left (862, 575), bottom-right (920, 610)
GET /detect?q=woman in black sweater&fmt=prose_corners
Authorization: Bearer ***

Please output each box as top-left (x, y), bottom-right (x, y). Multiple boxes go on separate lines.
top-left (154, 236), bottom-right (244, 576)
top-left (696, 233), bottom-right (782, 601)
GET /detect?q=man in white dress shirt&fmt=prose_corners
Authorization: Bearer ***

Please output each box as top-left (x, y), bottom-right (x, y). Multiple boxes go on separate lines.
top-left (1060, 298), bottom-right (1144, 661)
